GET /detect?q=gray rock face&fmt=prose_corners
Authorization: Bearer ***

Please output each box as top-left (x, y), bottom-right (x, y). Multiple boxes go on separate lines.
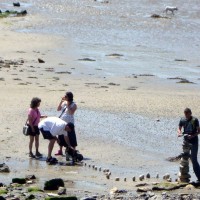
top-left (57, 187), bottom-right (66, 195)
top-left (0, 163), bottom-right (10, 173)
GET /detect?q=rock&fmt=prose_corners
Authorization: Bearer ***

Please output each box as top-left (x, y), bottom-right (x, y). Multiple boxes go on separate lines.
top-left (80, 198), bottom-right (95, 200)
top-left (94, 166), bottom-right (98, 170)
top-left (185, 184), bottom-right (195, 190)
top-left (0, 197), bottom-right (6, 200)
top-left (146, 173), bottom-right (150, 179)
top-left (99, 167), bottom-right (101, 171)
top-left (12, 178), bottom-right (26, 184)
top-left (0, 163), bottom-right (10, 173)
top-left (45, 197), bottom-right (77, 200)
top-left (13, 2), bottom-right (20, 7)
top-left (44, 178), bottom-right (64, 190)
top-left (106, 53), bottom-right (123, 57)
top-left (58, 187), bottom-right (66, 195)
top-left (137, 187), bottom-right (151, 192)
top-left (156, 174), bottom-right (159, 179)
top-left (163, 173), bottom-right (170, 180)
top-left (38, 58), bottom-right (45, 63)
top-left (124, 178), bottom-right (127, 182)
top-left (151, 14), bottom-right (169, 19)
top-left (167, 178), bottom-right (172, 182)
top-left (139, 175), bottom-right (145, 181)
top-left (115, 177), bottom-right (120, 181)
top-left (25, 175), bottom-right (36, 180)
top-left (136, 183), bottom-right (148, 187)
top-left (17, 10), bottom-right (27, 16)
top-left (26, 194), bottom-right (35, 199)
top-left (132, 176), bottom-right (136, 181)
top-left (110, 187), bottom-right (118, 194)
top-left (78, 58), bottom-right (96, 62)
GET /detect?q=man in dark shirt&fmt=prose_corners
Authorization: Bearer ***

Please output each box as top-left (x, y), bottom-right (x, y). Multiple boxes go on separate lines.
top-left (178, 108), bottom-right (200, 181)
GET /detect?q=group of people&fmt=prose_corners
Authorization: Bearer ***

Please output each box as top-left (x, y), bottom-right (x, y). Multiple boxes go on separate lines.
top-left (27, 94), bottom-right (200, 181)
top-left (27, 92), bottom-right (77, 164)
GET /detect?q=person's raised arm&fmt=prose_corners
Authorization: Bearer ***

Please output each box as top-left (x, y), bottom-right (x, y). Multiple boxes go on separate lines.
top-left (57, 97), bottom-right (65, 111)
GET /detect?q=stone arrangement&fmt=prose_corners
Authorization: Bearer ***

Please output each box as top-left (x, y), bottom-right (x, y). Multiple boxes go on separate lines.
top-left (178, 138), bottom-right (191, 183)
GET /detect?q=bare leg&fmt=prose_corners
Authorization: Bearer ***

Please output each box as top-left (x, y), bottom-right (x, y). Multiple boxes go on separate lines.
top-left (48, 139), bottom-right (56, 158)
top-left (35, 134), bottom-right (39, 153)
top-left (29, 136), bottom-right (34, 153)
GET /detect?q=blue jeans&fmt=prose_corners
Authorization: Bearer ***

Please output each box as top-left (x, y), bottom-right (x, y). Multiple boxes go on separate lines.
top-left (190, 137), bottom-right (200, 180)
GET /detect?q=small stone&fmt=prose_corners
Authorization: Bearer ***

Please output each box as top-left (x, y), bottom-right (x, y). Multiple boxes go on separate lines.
top-left (139, 175), bottom-right (145, 181)
top-left (115, 177), bottom-right (120, 181)
top-left (124, 178), bottom-right (127, 182)
top-left (167, 178), bottom-right (172, 182)
top-left (57, 187), bottom-right (66, 195)
top-left (99, 167), bottom-right (101, 171)
top-left (137, 187), bottom-right (151, 192)
top-left (38, 58), bottom-right (45, 63)
top-left (185, 184), bottom-right (195, 190)
top-left (94, 166), bottom-right (98, 170)
top-left (92, 165), bottom-right (95, 169)
top-left (84, 163), bottom-right (87, 166)
top-left (156, 174), bottom-right (159, 179)
top-left (25, 175), bottom-right (36, 180)
top-left (146, 173), bottom-right (150, 179)
top-left (13, 2), bottom-right (20, 7)
top-left (88, 164), bottom-right (91, 168)
top-left (110, 187), bottom-right (118, 194)
top-left (132, 176), bottom-right (136, 181)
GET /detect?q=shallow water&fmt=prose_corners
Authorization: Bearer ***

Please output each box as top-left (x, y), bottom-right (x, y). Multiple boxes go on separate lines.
top-left (1, 0), bottom-right (200, 82)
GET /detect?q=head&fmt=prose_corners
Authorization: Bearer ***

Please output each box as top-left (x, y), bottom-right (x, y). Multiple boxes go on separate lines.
top-left (184, 108), bottom-right (192, 119)
top-left (30, 97), bottom-right (41, 109)
top-left (65, 122), bottom-right (75, 132)
top-left (65, 92), bottom-right (74, 103)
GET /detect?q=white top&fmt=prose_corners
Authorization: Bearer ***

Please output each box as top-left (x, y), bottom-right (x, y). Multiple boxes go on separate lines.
top-left (60, 102), bottom-right (76, 124)
top-left (38, 117), bottom-right (68, 136)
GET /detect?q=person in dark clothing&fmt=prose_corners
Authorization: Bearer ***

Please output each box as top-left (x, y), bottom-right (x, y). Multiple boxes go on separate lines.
top-left (178, 108), bottom-right (200, 181)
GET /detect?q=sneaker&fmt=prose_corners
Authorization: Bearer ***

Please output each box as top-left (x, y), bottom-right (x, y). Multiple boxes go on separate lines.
top-left (35, 152), bottom-right (43, 158)
top-left (55, 150), bottom-right (63, 156)
top-left (29, 152), bottom-right (36, 159)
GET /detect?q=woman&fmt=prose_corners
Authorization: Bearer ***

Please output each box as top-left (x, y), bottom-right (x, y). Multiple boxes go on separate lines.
top-left (55, 92), bottom-right (77, 155)
top-left (28, 97), bottom-right (46, 158)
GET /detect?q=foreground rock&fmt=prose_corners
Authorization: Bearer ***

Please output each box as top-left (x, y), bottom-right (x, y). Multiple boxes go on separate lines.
top-left (44, 179), bottom-right (64, 190)
top-left (13, 2), bottom-right (20, 7)
top-left (0, 163), bottom-right (10, 173)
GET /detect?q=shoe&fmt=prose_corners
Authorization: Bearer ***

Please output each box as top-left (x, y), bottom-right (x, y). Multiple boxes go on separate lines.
top-left (46, 157), bottom-right (58, 164)
top-left (29, 152), bottom-right (36, 159)
top-left (35, 152), bottom-right (43, 158)
top-left (55, 150), bottom-right (63, 156)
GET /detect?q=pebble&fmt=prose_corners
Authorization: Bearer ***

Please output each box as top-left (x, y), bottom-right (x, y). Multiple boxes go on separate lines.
top-left (146, 173), bottom-right (150, 179)
top-left (57, 187), bottom-right (66, 195)
top-left (124, 178), bottom-right (127, 182)
top-left (132, 176), bottom-right (136, 181)
top-left (115, 177), bottom-right (120, 181)
top-left (139, 175), bottom-right (145, 181)
top-left (88, 165), bottom-right (91, 168)
top-left (156, 174), bottom-right (159, 179)
top-left (99, 167), bottom-right (101, 171)
top-left (94, 166), bottom-right (98, 170)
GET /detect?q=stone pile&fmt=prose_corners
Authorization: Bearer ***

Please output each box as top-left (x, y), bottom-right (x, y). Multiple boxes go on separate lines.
top-left (178, 139), bottom-right (191, 183)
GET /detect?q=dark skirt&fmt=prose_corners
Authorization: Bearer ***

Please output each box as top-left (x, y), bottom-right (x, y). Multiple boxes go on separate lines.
top-left (28, 125), bottom-right (40, 136)
top-left (58, 130), bottom-right (77, 148)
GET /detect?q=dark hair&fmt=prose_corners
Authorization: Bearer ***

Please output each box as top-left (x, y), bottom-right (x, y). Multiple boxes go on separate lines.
top-left (67, 122), bottom-right (75, 131)
top-left (65, 92), bottom-right (73, 103)
top-left (184, 108), bottom-right (192, 114)
top-left (30, 97), bottom-right (41, 108)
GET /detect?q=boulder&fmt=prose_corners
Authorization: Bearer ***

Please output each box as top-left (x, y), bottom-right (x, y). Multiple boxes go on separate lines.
top-left (146, 173), bottom-right (150, 179)
top-left (17, 10), bottom-right (27, 16)
top-left (44, 179), bottom-right (64, 190)
top-left (0, 163), bottom-right (10, 173)
top-left (12, 178), bottom-right (26, 184)
top-left (13, 2), bottom-right (20, 7)
top-left (0, 197), bottom-right (6, 200)
top-left (139, 175), bottom-right (145, 181)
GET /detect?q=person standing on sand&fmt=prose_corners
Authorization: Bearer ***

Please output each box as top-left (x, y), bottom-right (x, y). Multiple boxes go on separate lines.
top-left (38, 117), bottom-right (74, 164)
top-left (178, 108), bottom-right (200, 181)
top-left (55, 92), bottom-right (77, 155)
top-left (28, 97), bottom-right (46, 158)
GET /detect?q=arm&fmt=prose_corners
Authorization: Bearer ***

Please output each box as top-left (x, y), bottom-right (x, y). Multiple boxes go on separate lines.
top-left (28, 114), bottom-right (35, 132)
top-left (64, 135), bottom-right (73, 149)
top-left (177, 126), bottom-right (182, 137)
top-left (57, 97), bottom-right (66, 111)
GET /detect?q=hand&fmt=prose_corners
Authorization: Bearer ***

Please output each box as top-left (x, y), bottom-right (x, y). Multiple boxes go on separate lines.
top-left (61, 96), bottom-right (66, 101)
top-left (177, 132), bottom-right (182, 137)
top-left (187, 135), bottom-right (194, 140)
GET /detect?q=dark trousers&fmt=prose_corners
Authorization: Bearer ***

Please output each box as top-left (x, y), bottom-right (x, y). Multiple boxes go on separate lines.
top-left (191, 138), bottom-right (200, 180)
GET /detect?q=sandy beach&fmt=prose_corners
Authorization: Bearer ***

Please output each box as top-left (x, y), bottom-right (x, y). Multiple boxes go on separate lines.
top-left (1, 0), bottom-right (200, 199)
